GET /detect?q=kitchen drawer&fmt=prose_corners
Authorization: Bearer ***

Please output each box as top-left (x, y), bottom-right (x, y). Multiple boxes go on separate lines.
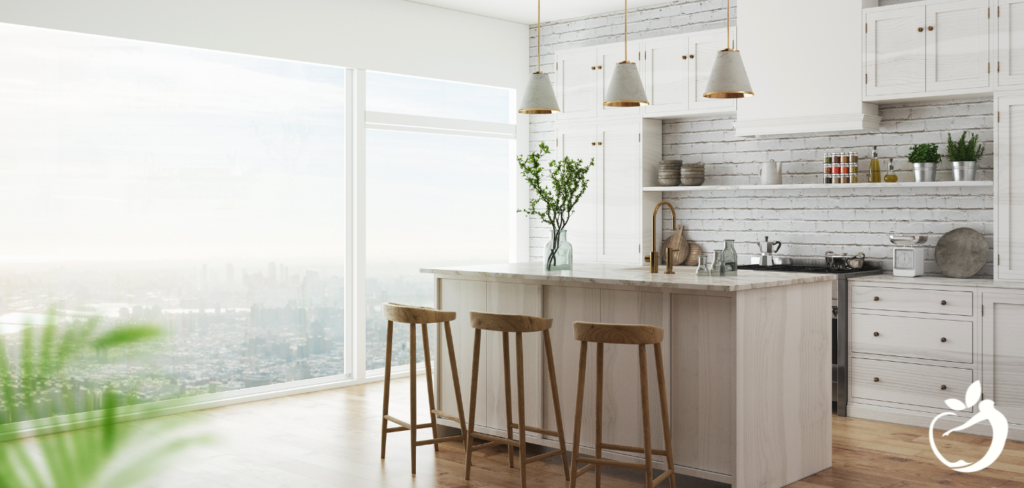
top-left (850, 358), bottom-right (973, 411)
top-left (851, 285), bottom-right (973, 316)
top-left (851, 314), bottom-right (973, 363)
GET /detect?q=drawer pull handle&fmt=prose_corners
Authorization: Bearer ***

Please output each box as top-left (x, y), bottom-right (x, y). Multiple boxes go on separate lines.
top-left (873, 296), bottom-right (880, 301)
top-left (918, 27), bottom-right (924, 32)
top-left (873, 332), bottom-right (879, 337)
top-left (941, 337), bottom-right (947, 343)
top-left (941, 385), bottom-right (947, 390)
top-left (873, 377), bottom-right (879, 382)
top-left (941, 300), bottom-right (947, 305)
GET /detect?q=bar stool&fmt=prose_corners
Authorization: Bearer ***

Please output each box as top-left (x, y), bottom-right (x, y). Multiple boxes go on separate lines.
top-left (380, 303), bottom-right (468, 474)
top-left (569, 322), bottom-right (676, 488)
top-left (464, 311), bottom-right (570, 488)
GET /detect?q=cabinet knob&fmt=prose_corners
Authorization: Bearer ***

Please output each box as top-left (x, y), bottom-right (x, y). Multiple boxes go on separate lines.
top-left (941, 337), bottom-right (947, 343)
top-left (918, 27), bottom-right (924, 32)
top-left (690, 54), bottom-right (694, 59)
top-left (591, 142), bottom-right (596, 146)
top-left (941, 385), bottom-right (947, 390)
top-left (873, 377), bottom-right (879, 382)
top-left (591, 66), bottom-right (596, 70)
top-left (928, 26), bottom-right (934, 31)
top-left (597, 142), bottom-right (602, 145)
top-left (873, 296), bottom-right (880, 301)
top-left (598, 65), bottom-right (603, 69)
top-left (941, 300), bottom-right (947, 305)
top-left (873, 332), bottom-right (879, 337)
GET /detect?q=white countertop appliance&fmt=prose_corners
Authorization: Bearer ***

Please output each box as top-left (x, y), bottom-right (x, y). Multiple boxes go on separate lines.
top-left (890, 235), bottom-right (928, 277)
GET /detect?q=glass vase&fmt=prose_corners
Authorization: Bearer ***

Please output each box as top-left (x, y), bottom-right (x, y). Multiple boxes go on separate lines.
top-left (544, 229), bottom-right (573, 271)
top-left (722, 239), bottom-right (738, 276)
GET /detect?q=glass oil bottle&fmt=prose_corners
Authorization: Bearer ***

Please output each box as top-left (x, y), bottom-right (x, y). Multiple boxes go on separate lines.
top-left (869, 146), bottom-right (881, 183)
top-left (884, 158), bottom-right (898, 183)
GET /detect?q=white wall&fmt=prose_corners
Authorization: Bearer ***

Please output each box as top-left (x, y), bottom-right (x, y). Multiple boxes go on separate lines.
top-left (0, 0), bottom-right (528, 89)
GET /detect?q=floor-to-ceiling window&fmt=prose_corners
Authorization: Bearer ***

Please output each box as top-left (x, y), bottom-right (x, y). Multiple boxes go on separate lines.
top-left (0, 24), bottom-right (518, 427)
top-left (0, 23), bottom-right (347, 423)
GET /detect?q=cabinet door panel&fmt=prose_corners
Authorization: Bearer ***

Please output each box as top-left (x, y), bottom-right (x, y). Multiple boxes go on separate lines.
top-left (597, 123), bottom-right (640, 264)
top-left (557, 126), bottom-right (597, 263)
top-left (983, 293), bottom-right (1024, 425)
top-left (598, 42), bottom-right (642, 118)
top-left (557, 50), bottom-right (597, 120)
top-left (866, 6), bottom-right (927, 97)
top-left (689, 29), bottom-right (737, 112)
top-left (1000, 0), bottom-right (1024, 87)
top-left (997, 95), bottom-right (1024, 280)
top-left (643, 37), bottom-right (689, 115)
top-left (927, 0), bottom-right (991, 92)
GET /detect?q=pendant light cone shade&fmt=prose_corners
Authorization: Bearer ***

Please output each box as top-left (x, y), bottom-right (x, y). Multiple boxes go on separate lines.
top-left (519, 72), bottom-right (560, 114)
top-left (703, 49), bottom-right (754, 98)
top-left (519, 0), bottom-right (560, 114)
top-left (604, 61), bottom-right (648, 107)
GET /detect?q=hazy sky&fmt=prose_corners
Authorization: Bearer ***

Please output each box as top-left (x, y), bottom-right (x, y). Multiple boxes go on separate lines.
top-left (0, 22), bottom-right (511, 271)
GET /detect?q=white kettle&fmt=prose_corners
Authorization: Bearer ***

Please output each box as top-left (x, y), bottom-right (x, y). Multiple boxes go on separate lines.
top-left (759, 159), bottom-right (782, 185)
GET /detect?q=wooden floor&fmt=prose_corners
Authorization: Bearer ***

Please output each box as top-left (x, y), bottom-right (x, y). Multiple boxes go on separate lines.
top-left (39, 375), bottom-right (1024, 487)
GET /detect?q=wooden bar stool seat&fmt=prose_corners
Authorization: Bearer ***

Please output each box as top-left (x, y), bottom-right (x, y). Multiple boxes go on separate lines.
top-left (464, 311), bottom-right (570, 488)
top-left (379, 303), bottom-right (468, 475)
top-left (569, 321), bottom-right (676, 488)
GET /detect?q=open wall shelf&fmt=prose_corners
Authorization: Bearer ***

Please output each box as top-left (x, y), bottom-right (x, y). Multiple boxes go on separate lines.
top-left (643, 181), bottom-right (993, 192)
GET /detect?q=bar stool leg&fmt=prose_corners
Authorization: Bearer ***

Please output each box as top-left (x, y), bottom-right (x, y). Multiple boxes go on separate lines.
top-left (595, 343), bottom-right (604, 488)
top-left (654, 343), bottom-right (677, 488)
top-left (542, 330), bottom-right (570, 481)
top-left (420, 324), bottom-right (440, 452)
top-left (380, 320), bottom-right (394, 459)
top-left (443, 322), bottom-right (469, 452)
top-left (638, 345), bottom-right (654, 488)
top-left (502, 332), bottom-right (515, 468)
top-left (515, 332), bottom-right (528, 488)
top-left (464, 329), bottom-right (482, 480)
top-left (410, 323), bottom-right (417, 474)
top-left (569, 341), bottom-right (588, 488)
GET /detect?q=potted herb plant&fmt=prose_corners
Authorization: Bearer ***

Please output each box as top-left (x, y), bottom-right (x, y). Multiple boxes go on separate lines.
top-left (947, 131), bottom-right (984, 182)
top-left (518, 142), bottom-right (594, 271)
top-left (908, 142), bottom-right (941, 182)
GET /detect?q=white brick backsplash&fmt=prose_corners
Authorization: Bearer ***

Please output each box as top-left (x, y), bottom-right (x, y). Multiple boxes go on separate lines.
top-left (526, 2), bottom-right (993, 276)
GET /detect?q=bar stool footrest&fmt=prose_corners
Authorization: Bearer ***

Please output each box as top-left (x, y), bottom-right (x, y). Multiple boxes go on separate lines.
top-left (525, 449), bottom-right (565, 465)
top-left (430, 409), bottom-right (461, 423)
top-left (470, 440), bottom-right (502, 452)
top-left (576, 457), bottom-right (646, 471)
top-left (652, 469), bottom-right (674, 487)
top-left (383, 415), bottom-right (433, 431)
top-left (470, 432), bottom-right (517, 446)
top-left (599, 442), bottom-right (667, 456)
top-left (414, 434), bottom-right (465, 447)
top-left (509, 422), bottom-right (559, 437)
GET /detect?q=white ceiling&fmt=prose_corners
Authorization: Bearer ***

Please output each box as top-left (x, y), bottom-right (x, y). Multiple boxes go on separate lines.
top-left (405, 0), bottom-right (672, 25)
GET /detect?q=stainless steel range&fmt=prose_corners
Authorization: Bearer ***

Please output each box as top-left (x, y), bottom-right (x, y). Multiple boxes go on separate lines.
top-left (738, 261), bottom-right (882, 417)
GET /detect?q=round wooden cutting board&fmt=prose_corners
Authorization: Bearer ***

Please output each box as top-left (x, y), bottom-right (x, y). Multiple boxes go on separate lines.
top-left (935, 227), bottom-right (989, 278)
top-left (662, 226), bottom-right (689, 265)
top-left (683, 243), bottom-right (702, 266)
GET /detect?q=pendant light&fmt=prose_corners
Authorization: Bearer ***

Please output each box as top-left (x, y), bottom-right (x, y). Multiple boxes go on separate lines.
top-left (703, 0), bottom-right (753, 98)
top-left (604, 0), bottom-right (648, 107)
top-left (519, 0), bottom-right (560, 114)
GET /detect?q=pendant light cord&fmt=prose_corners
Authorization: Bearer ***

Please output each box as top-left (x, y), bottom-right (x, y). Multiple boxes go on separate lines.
top-left (625, 0), bottom-right (628, 61)
top-left (726, 0), bottom-right (731, 50)
top-left (537, 0), bottom-right (540, 72)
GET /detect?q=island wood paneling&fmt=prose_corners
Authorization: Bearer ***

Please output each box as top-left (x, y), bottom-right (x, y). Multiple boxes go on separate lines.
top-left (733, 282), bottom-right (832, 488)
top-left (436, 278), bottom-right (486, 427)
top-left (670, 293), bottom-right (736, 478)
top-left (484, 281), bottom-right (544, 441)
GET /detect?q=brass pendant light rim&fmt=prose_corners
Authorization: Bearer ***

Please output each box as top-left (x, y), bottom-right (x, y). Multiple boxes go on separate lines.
top-left (532, 70), bottom-right (548, 75)
top-left (518, 108), bottom-right (562, 114)
top-left (603, 100), bottom-right (650, 107)
top-left (703, 90), bottom-right (755, 99)
top-left (718, 48), bottom-right (740, 53)
top-left (616, 60), bottom-right (637, 65)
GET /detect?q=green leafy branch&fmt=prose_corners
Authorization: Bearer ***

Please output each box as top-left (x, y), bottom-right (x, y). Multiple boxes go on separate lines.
top-left (947, 131), bottom-right (985, 162)
top-left (517, 142), bottom-right (594, 269)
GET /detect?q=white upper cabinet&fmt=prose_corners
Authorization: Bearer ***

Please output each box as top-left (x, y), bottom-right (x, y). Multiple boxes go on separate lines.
top-left (641, 37), bottom-right (688, 115)
top-left (864, 0), bottom-right (992, 101)
top-left (688, 29), bottom-right (737, 112)
top-left (556, 49), bottom-right (598, 121)
top-left (556, 125), bottom-right (598, 261)
top-left (996, 92), bottom-right (1024, 281)
top-left (928, 0), bottom-right (991, 92)
top-left (999, 0), bottom-right (1024, 86)
top-left (865, 5), bottom-right (928, 97)
top-left (595, 123), bottom-right (641, 263)
top-left (598, 42), bottom-right (642, 118)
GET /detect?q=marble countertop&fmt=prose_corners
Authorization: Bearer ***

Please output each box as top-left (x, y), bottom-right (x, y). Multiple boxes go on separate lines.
top-left (420, 262), bottom-right (836, 292)
top-left (849, 273), bottom-right (1024, 290)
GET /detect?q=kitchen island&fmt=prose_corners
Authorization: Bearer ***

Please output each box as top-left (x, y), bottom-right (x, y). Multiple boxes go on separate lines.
top-left (422, 262), bottom-right (835, 488)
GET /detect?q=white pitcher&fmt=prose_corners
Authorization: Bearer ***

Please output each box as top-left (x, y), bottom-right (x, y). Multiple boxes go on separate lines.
top-left (759, 159), bottom-right (782, 185)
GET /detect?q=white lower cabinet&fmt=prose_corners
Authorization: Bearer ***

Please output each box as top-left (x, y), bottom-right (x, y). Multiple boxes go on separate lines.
top-left (848, 280), bottom-right (1024, 440)
top-left (983, 291), bottom-right (1024, 425)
